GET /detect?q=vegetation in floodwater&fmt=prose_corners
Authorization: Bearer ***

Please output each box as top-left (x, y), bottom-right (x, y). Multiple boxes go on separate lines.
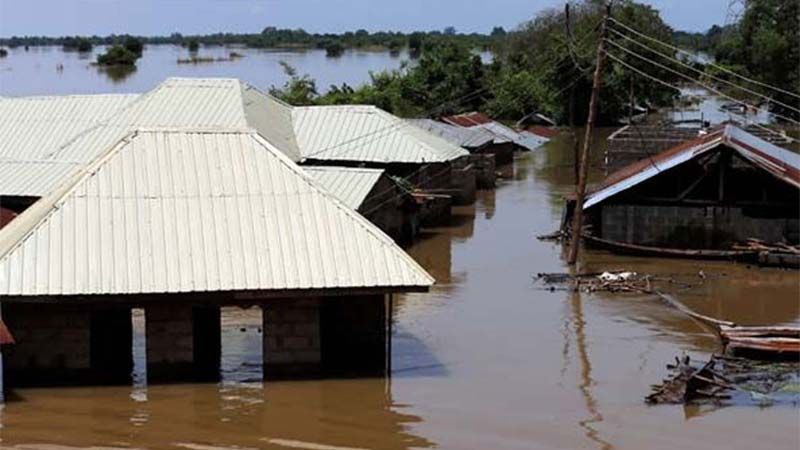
top-left (63, 36), bottom-right (93, 52)
top-left (96, 38), bottom-right (144, 67)
top-left (324, 41), bottom-right (344, 58)
top-left (0, 48), bottom-right (7, 58)
top-left (187, 39), bottom-right (199, 53)
top-left (97, 46), bottom-right (138, 66)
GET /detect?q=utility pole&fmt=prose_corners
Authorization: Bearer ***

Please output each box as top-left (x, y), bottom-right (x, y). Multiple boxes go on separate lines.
top-left (565, 3), bottom-right (580, 182)
top-left (567, 2), bottom-right (611, 265)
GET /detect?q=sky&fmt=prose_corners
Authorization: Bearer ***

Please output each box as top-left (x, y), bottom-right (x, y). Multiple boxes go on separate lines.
top-left (0, 0), bottom-right (730, 38)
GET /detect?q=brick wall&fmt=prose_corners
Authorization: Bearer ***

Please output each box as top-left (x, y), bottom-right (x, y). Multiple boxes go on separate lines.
top-left (146, 304), bottom-right (194, 366)
top-left (262, 298), bottom-right (322, 378)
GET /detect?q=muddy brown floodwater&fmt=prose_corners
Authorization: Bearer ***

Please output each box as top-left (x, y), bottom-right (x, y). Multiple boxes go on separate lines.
top-left (1, 130), bottom-right (798, 450)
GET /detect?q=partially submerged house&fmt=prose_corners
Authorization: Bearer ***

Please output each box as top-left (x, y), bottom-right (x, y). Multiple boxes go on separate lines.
top-left (292, 105), bottom-right (475, 206)
top-left (304, 165), bottom-right (417, 241)
top-left (406, 118), bottom-right (514, 188)
top-left (442, 111), bottom-right (548, 152)
top-left (0, 128), bottom-right (434, 387)
top-left (566, 125), bottom-right (799, 261)
top-left (0, 78), bottom-right (438, 388)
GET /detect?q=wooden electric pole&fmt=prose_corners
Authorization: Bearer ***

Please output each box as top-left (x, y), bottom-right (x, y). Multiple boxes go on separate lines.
top-left (567, 3), bottom-right (611, 265)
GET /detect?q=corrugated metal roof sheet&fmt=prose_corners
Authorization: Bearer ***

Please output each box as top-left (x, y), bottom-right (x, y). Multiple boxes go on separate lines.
top-left (0, 129), bottom-right (434, 297)
top-left (293, 105), bottom-right (469, 164)
top-left (473, 122), bottom-right (547, 151)
top-left (584, 125), bottom-right (800, 209)
top-left (0, 78), bottom-right (302, 198)
top-left (0, 94), bottom-right (139, 161)
top-left (405, 118), bottom-right (500, 148)
top-left (303, 166), bottom-right (385, 210)
top-left (442, 112), bottom-right (548, 151)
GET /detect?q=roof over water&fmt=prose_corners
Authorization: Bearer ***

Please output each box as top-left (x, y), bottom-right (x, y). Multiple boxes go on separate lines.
top-left (0, 129), bottom-right (434, 297)
top-left (584, 124), bottom-right (800, 209)
top-left (0, 78), bottom-right (300, 197)
top-left (405, 118), bottom-right (500, 149)
top-left (442, 112), bottom-right (548, 151)
top-left (293, 105), bottom-right (469, 164)
top-left (304, 166), bottom-right (385, 210)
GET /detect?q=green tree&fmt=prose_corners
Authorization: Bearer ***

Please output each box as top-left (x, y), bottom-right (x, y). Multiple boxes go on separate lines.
top-left (269, 61), bottom-right (319, 105)
top-left (96, 45), bottom-right (138, 66)
top-left (123, 37), bottom-right (144, 57)
top-left (187, 40), bottom-right (200, 52)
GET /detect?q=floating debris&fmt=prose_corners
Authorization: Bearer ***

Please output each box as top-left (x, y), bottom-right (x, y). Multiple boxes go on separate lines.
top-left (647, 354), bottom-right (800, 407)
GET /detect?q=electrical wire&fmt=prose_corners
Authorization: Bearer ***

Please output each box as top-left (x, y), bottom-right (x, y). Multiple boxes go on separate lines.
top-left (604, 37), bottom-right (800, 125)
top-left (608, 16), bottom-right (800, 101)
top-left (606, 25), bottom-right (800, 116)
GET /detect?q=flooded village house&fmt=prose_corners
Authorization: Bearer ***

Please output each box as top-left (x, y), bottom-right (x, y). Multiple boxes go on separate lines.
top-left (292, 105), bottom-right (476, 222)
top-left (567, 125), bottom-right (800, 256)
top-left (0, 78), bottom-right (434, 388)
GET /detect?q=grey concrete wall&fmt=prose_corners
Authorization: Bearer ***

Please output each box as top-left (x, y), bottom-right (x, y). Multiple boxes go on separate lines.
top-left (262, 295), bottom-right (388, 379)
top-left (601, 204), bottom-right (799, 248)
top-left (469, 153), bottom-right (496, 189)
top-left (262, 298), bottom-right (322, 379)
top-left (145, 304), bottom-right (221, 382)
top-left (2, 304), bottom-right (132, 387)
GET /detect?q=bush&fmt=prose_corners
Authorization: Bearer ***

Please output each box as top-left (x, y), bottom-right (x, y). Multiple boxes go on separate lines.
top-left (187, 40), bottom-right (199, 52)
top-left (97, 45), bottom-right (138, 66)
top-left (0, 48), bottom-right (7, 58)
top-left (325, 42), bottom-right (344, 57)
top-left (123, 37), bottom-right (143, 57)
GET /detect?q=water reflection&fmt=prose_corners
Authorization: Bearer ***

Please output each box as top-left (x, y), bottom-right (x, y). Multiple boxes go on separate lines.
top-left (96, 64), bottom-right (137, 83)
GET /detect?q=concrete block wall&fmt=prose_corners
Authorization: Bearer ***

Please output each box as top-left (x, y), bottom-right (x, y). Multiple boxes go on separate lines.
top-left (469, 153), bottom-right (496, 189)
top-left (601, 204), bottom-right (797, 248)
top-left (262, 298), bottom-right (322, 379)
top-left (146, 304), bottom-right (194, 366)
top-left (3, 304), bottom-right (91, 372)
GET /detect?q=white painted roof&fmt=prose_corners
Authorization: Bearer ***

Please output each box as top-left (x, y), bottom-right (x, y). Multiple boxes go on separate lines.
top-left (0, 78), bottom-right (300, 197)
top-left (0, 129), bottom-right (434, 297)
top-left (293, 105), bottom-right (469, 164)
top-left (304, 166), bottom-right (385, 210)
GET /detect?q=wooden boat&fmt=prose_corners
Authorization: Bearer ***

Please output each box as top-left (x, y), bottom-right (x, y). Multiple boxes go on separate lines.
top-left (582, 234), bottom-right (759, 261)
top-left (720, 325), bottom-right (800, 357)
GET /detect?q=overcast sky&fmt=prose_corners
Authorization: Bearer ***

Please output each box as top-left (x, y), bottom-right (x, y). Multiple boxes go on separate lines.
top-left (0, 0), bottom-right (730, 38)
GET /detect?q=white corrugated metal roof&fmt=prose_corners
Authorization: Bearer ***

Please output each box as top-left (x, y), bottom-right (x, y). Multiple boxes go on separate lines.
top-left (0, 78), bottom-right (301, 198)
top-left (0, 94), bottom-right (140, 161)
top-left (0, 129), bottom-right (433, 297)
top-left (293, 105), bottom-right (469, 164)
top-left (405, 118), bottom-right (500, 149)
top-left (303, 166), bottom-right (385, 210)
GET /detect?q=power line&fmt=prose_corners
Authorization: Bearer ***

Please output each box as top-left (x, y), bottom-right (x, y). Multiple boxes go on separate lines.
top-left (603, 50), bottom-right (797, 143)
top-left (606, 25), bottom-right (800, 116)
top-left (608, 16), bottom-right (800, 101)
top-left (604, 37), bottom-right (800, 125)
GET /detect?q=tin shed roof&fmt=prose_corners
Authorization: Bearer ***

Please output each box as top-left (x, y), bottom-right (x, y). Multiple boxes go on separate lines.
top-left (0, 78), bottom-right (300, 197)
top-left (584, 125), bottom-right (800, 209)
top-left (442, 112), bottom-right (547, 151)
top-left (405, 118), bottom-right (500, 149)
top-left (293, 105), bottom-right (469, 164)
top-left (303, 166), bottom-right (385, 210)
top-left (0, 129), bottom-right (433, 297)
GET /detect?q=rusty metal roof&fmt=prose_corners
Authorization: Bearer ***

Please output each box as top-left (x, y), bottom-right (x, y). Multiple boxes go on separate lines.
top-left (442, 112), bottom-right (493, 127)
top-left (584, 125), bottom-right (800, 209)
top-left (0, 129), bottom-right (434, 297)
top-left (442, 112), bottom-right (548, 151)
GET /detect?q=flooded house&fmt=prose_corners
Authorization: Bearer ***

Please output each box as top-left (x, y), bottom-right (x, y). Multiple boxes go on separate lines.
top-left (566, 124), bottom-right (800, 262)
top-left (0, 78), bottom-right (435, 389)
top-left (406, 118), bottom-right (515, 188)
top-left (304, 165), bottom-right (417, 241)
top-left (442, 111), bottom-right (548, 152)
top-left (0, 128), bottom-right (434, 388)
top-left (292, 105), bottom-right (475, 209)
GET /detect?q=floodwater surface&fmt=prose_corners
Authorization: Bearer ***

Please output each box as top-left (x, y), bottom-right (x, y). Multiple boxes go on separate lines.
top-left (0, 44), bottom-right (412, 96)
top-left (1, 131), bottom-right (798, 450)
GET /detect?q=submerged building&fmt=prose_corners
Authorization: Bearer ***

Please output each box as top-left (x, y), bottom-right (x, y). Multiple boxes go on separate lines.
top-left (0, 78), bottom-right (437, 388)
top-left (292, 105), bottom-right (476, 205)
top-left (566, 125), bottom-right (799, 258)
top-left (0, 128), bottom-right (434, 387)
top-left (442, 111), bottom-right (548, 152)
